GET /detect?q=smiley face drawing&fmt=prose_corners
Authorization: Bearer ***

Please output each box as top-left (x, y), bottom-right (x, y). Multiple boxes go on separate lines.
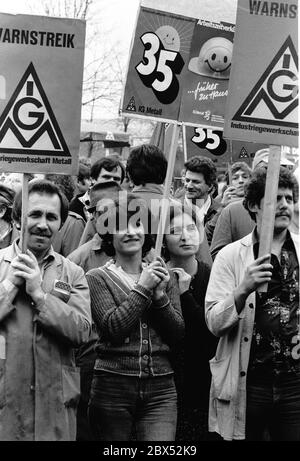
top-left (155, 25), bottom-right (181, 52)
top-left (188, 37), bottom-right (233, 80)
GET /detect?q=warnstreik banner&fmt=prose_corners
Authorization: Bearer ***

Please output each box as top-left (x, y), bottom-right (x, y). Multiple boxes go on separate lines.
top-left (223, 0), bottom-right (298, 147)
top-left (0, 13), bottom-right (86, 174)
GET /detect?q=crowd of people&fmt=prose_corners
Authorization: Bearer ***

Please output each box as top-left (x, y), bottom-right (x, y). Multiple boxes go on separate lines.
top-left (0, 143), bottom-right (298, 441)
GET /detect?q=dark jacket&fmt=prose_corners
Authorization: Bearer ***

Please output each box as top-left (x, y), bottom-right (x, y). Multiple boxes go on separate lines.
top-left (69, 194), bottom-right (87, 222)
top-left (174, 260), bottom-right (218, 410)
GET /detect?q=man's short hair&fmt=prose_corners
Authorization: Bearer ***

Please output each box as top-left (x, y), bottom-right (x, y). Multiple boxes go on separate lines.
top-left (126, 144), bottom-right (168, 186)
top-left (184, 156), bottom-right (217, 186)
top-left (12, 180), bottom-right (69, 227)
top-left (243, 167), bottom-right (298, 221)
top-left (91, 156), bottom-right (125, 183)
top-left (226, 161), bottom-right (252, 184)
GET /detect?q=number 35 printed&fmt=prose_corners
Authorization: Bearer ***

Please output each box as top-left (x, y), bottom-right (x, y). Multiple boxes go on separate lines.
top-left (136, 32), bottom-right (184, 104)
top-left (192, 127), bottom-right (227, 156)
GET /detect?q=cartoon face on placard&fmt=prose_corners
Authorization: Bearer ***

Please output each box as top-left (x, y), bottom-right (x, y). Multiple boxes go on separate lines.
top-left (179, 19), bottom-right (235, 128)
top-left (155, 25), bottom-right (181, 52)
top-left (189, 37), bottom-right (233, 80)
top-left (122, 7), bottom-right (195, 122)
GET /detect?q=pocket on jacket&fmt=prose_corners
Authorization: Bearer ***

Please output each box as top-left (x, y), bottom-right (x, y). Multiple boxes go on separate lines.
top-left (209, 355), bottom-right (233, 401)
top-left (0, 358), bottom-right (5, 409)
top-left (62, 365), bottom-right (80, 408)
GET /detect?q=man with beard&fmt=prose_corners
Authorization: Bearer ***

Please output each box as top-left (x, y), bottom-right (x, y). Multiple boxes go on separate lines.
top-left (205, 167), bottom-right (299, 441)
top-left (0, 180), bottom-right (91, 440)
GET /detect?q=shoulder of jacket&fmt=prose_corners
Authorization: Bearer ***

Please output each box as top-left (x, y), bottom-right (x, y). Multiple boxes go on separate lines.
top-left (68, 211), bottom-right (85, 222)
top-left (86, 267), bottom-right (106, 280)
top-left (56, 252), bottom-right (85, 275)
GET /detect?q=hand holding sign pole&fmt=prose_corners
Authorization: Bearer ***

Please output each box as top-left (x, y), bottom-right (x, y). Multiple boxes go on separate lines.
top-left (257, 145), bottom-right (281, 293)
top-left (20, 173), bottom-right (30, 253)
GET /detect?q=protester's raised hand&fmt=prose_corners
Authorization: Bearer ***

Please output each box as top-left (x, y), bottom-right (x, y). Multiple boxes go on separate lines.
top-left (7, 256), bottom-right (24, 287)
top-left (221, 186), bottom-right (242, 207)
top-left (138, 261), bottom-right (162, 291)
top-left (239, 254), bottom-right (273, 296)
top-left (171, 267), bottom-right (191, 294)
top-left (12, 250), bottom-right (44, 303)
top-left (151, 257), bottom-right (170, 300)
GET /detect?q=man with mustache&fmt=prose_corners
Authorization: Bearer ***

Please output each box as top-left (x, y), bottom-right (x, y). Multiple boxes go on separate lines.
top-left (0, 180), bottom-right (91, 441)
top-left (205, 167), bottom-right (299, 441)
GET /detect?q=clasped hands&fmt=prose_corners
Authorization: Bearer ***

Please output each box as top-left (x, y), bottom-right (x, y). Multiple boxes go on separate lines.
top-left (139, 256), bottom-right (170, 300)
top-left (7, 250), bottom-right (45, 305)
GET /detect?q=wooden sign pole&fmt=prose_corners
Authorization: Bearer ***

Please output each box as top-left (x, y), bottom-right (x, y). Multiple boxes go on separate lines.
top-left (20, 173), bottom-right (30, 253)
top-left (182, 124), bottom-right (188, 163)
top-left (257, 144), bottom-right (281, 293)
top-left (154, 123), bottom-right (180, 258)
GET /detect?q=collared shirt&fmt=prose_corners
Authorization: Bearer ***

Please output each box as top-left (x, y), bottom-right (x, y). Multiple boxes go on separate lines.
top-left (248, 230), bottom-right (299, 375)
top-left (68, 233), bottom-right (111, 273)
top-left (184, 195), bottom-right (212, 224)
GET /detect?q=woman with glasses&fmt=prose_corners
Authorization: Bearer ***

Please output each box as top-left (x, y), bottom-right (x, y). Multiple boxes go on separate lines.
top-left (163, 204), bottom-right (219, 441)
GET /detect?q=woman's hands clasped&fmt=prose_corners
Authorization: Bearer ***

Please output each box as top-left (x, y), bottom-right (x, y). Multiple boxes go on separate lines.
top-left (138, 256), bottom-right (170, 300)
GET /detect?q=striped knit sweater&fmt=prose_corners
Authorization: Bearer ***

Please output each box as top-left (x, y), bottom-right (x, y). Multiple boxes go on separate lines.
top-left (86, 267), bottom-right (184, 377)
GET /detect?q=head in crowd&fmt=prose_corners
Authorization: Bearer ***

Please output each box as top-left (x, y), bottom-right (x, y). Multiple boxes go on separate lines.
top-left (78, 156), bottom-right (91, 167)
top-left (86, 181), bottom-right (122, 215)
top-left (13, 179), bottom-right (69, 230)
top-left (90, 155), bottom-right (125, 185)
top-left (45, 174), bottom-right (76, 203)
top-left (217, 173), bottom-right (227, 196)
top-left (226, 161), bottom-right (252, 197)
top-left (97, 194), bottom-right (154, 258)
top-left (162, 204), bottom-right (203, 262)
top-left (252, 148), bottom-right (295, 170)
top-left (183, 156), bottom-right (217, 202)
top-left (243, 167), bottom-right (298, 233)
top-left (3, 173), bottom-right (34, 193)
top-left (126, 144), bottom-right (168, 186)
top-left (0, 184), bottom-right (15, 224)
top-left (76, 162), bottom-right (92, 194)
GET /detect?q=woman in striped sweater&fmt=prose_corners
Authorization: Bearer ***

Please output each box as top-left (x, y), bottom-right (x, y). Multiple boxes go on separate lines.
top-left (86, 195), bottom-right (184, 441)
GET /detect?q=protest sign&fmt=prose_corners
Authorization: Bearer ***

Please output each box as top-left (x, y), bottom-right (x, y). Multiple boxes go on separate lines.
top-left (0, 13), bottom-right (86, 175)
top-left (223, 0), bottom-right (298, 147)
top-left (184, 125), bottom-right (268, 164)
top-left (179, 19), bottom-right (235, 128)
top-left (121, 6), bottom-right (195, 122)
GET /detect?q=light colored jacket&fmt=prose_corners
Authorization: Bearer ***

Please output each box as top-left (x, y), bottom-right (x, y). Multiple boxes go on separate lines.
top-left (0, 242), bottom-right (91, 441)
top-left (205, 231), bottom-right (299, 440)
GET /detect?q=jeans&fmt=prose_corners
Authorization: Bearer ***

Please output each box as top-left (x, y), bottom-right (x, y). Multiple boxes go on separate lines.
top-left (246, 370), bottom-right (300, 441)
top-left (88, 371), bottom-right (177, 441)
